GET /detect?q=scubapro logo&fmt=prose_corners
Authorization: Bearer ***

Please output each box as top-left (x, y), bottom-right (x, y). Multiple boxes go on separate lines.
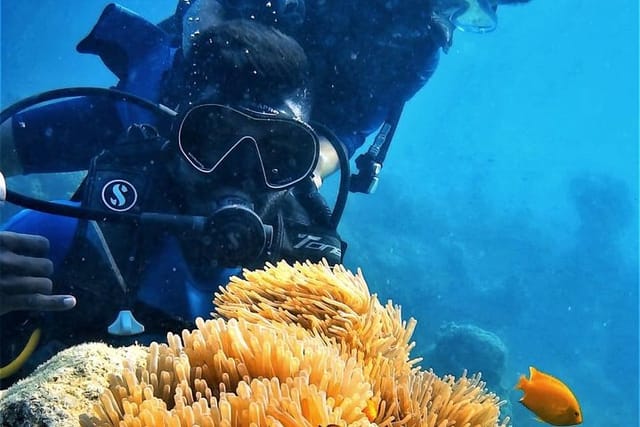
top-left (101, 179), bottom-right (138, 212)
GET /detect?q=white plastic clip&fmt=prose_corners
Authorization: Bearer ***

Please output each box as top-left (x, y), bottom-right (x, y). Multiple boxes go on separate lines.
top-left (108, 310), bottom-right (145, 336)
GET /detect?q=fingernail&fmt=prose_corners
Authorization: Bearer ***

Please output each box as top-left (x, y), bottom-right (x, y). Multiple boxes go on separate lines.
top-left (63, 297), bottom-right (76, 307)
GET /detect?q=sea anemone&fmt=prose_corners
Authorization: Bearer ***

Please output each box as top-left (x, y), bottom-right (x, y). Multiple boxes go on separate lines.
top-left (80, 260), bottom-right (508, 426)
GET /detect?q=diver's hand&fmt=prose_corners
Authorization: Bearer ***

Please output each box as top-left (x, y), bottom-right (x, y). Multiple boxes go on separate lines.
top-left (0, 231), bottom-right (76, 315)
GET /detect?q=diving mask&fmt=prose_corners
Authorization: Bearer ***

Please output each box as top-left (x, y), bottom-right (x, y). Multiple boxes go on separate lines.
top-left (439, 0), bottom-right (498, 33)
top-left (177, 104), bottom-right (319, 189)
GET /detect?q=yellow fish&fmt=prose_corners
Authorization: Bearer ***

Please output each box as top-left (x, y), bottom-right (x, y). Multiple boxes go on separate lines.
top-left (515, 366), bottom-right (583, 426)
top-left (363, 398), bottom-right (378, 421)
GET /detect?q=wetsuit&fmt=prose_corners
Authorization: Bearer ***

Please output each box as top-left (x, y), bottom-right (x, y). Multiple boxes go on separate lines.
top-left (295, 0), bottom-right (442, 157)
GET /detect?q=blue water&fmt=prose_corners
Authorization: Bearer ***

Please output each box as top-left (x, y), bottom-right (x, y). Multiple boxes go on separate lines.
top-left (2, 1), bottom-right (638, 426)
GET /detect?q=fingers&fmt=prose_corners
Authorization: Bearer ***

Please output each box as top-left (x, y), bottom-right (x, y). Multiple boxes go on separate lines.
top-left (0, 275), bottom-right (53, 294)
top-left (0, 275), bottom-right (76, 315)
top-left (0, 250), bottom-right (54, 277)
top-left (0, 231), bottom-right (50, 257)
top-left (0, 231), bottom-right (71, 316)
top-left (0, 294), bottom-right (76, 316)
top-left (0, 231), bottom-right (53, 277)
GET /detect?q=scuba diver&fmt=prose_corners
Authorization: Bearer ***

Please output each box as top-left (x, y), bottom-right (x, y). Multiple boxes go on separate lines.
top-left (0, 0), bottom-right (532, 191)
top-left (0, 19), bottom-right (346, 387)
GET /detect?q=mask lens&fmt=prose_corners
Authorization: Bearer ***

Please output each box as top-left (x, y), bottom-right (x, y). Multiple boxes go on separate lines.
top-left (451, 0), bottom-right (497, 33)
top-left (178, 105), bottom-right (239, 172)
top-left (178, 104), bottom-right (318, 188)
top-left (257, 121), bottom-right (318, 188)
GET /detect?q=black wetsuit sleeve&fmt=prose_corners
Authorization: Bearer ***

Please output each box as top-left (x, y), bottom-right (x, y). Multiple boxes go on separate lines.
top-left (12, 96), bottom-right (122, 174)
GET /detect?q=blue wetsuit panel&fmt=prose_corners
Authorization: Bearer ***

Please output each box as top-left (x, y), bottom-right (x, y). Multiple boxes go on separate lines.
top-left (136, 236), bottom-right (241, 320)
top-left (76, 3), bottom-right (175, 126)
top-left (13, 97), bottom-right (121, 174)
top-left (11, 4), bottom-right (176, 175)
top-left (1, 202), bottom-right (79, 269)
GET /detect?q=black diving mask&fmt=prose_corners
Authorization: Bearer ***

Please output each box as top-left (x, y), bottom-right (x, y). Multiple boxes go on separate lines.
top-left (177, 104), bottom-right (319, 189)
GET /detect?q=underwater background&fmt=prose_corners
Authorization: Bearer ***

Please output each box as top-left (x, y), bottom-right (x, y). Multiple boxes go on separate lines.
top-left (1, 1), bottom-right (637, 426)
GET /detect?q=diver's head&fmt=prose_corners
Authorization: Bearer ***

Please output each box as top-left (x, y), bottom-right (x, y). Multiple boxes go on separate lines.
top-left (165, 17), bottom-right (316, 270)
top-left (433, 0), bottom-right (531, 34)
top-left (182, 18), bottom-right (311, 119)
top-left (170, 19), bottom-right (316, 205)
